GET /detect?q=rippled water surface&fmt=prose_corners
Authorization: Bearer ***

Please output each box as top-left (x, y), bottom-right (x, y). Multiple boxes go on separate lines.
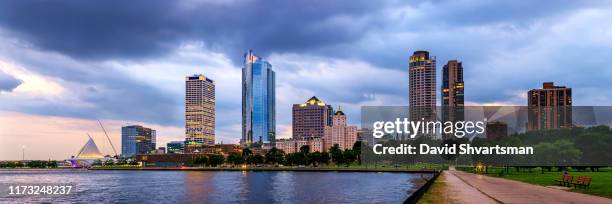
top-left (0, 170), bottom-right (428, 203)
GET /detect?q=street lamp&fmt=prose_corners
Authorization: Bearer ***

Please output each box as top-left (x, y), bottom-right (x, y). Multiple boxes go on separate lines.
top-left (22, 145), bottom-right (26, 161)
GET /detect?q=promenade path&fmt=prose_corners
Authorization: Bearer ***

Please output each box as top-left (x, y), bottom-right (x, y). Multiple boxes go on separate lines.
top-left (444, 167), bottom-right (612, 204)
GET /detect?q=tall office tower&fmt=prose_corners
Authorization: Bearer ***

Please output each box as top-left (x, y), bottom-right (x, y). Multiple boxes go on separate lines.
top-left (324, 107), bottom-right (358, 151)
top-left (242, 50), bottom-right (276, 148)
top-left (185, 74), bottom-right (215, 148)
top-left (292, 96), bottom-right (333, 140)
top-left (409, 51), bottom-right (437, 137)
top-left (121, 125), bottom-right (156, 157)
top-left (441, 60), bottom-right (465, 139)
top-left (528, 82), bottom-right (572, 131)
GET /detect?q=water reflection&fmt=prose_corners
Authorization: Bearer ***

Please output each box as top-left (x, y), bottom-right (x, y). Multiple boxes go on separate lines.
top-left (0, 170), bottom-right (425, 203)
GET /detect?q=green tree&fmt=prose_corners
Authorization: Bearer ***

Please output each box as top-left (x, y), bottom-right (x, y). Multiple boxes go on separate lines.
top-left (129, 160), bottom-right (139, 165)
top-left (92, 159), bottom-right (103, 166)
top-left (285, 152), bottom-right (307, 166)
top-left (343, 150), bottom-right (356, 165)
top-left (265, 148), bottom-right (285, 165)
top-left (104, 159), bottom-right (115, 166)
top-left (554, 140), bottom-right (582, 166)
top-left (193, 156), bottom-right (209, 166)
top-left (352, 141), bottom-right (362, 165)
top-left (320, 152), bottom-right (331, 165)
top-left (208, 154), bottom-right (225, 167)
top-left (284, 153), bottom-right (297, 166)
top-left (575, 131), bottom-right (612, 169)
top-left (308, 152), bottom-right (322, 167)
top-left (227, 153), bottom-right (245, 166)
top-left (534, 140), bottom-right (582, 169)
top-left (295, 152), bottom-right (308, 166)
top-left (26, 160), bottom-right (46, 168)
top-left (299, 145), bottom-right (310, 154)
top-left (329, 144), bottom-right (343, 166)
top-left (247, 154), bottom-right (264, 165)
top-left (242, 148), bottom-right (253, 159)
top-left (116, 158), bottom-right (128, 165)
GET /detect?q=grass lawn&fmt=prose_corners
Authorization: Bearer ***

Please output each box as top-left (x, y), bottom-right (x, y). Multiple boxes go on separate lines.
top-left (460, 166), bottom-right (612, 198)
top-left (418, 173), bottom-right (450, 204)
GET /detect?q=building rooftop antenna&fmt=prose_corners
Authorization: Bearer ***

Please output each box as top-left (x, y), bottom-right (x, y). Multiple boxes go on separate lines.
top-left (98, 120), bottom-right (118, 157)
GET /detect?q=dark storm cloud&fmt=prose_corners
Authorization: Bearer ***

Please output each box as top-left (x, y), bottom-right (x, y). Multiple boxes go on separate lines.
top-left (0, 0), bottom-right (604, 67)
top-left (1, 0), bottom-right (612, 132)
top-left (0, 0), bottom-right (189, 60)
top-left (0, 0), bottom-right (383, 62)
top-left (426, 0), bottom-right (606, 27)
top-left (0, 70), bottom-right (22, 92)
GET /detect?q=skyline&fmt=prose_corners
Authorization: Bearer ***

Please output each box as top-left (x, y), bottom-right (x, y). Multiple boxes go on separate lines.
top-left (2, 0), bottom-right (612, 160)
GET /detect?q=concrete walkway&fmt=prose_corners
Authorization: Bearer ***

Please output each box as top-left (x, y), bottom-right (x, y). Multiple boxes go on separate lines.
top-left (438, 170), bottom-right (498, 203)
top-left (445, 168), bottom-right (612, 204)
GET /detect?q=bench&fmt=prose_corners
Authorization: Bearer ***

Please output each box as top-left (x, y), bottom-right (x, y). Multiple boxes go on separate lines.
top-left (555, 174), bottom-right (573, 187)
top-left (572, 176), bottom-right (592, 189)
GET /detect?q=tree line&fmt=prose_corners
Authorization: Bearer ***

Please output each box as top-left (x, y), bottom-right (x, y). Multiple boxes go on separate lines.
top-left (0, 160), bottom-right (58, 168)
top-left (190, 141), bottom-right (363, 167)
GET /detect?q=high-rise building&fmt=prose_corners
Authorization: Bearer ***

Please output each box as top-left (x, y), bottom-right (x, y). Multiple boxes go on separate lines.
top-left (292, 96), bottom-right (333, 140)
top-left (185, 74), bottom-right (215, 147)
top-left (409, 51), bottom-right (437, 137)
top-left (528, 82), bottom-right (572, 131)
top-left (121, 125), bottom-right (156, 157)
top-left (441, 60), bottom-right (464, 139)
top-left (166, 141), bottom-right (185, 154)
top-left (242, 50), bottom-right (276, 148)
top-left (324, 107), bottom-right (358, 151)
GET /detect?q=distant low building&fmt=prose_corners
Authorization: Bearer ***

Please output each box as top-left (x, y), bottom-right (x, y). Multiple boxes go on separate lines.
top-left (136, 153), bottom-right (205, 167)
top-left (166, 141), bottom-right (185, 154)
top-left (136, 144), bottom-right (242, 166)
top-left (151, 147), bottom-right (166, 154)
top-left (275, 137), bottom-right (324, 153)
top-left (486, 121), bottom-right (508, 140)
top-left (212, 144), bottom-right (242, 156)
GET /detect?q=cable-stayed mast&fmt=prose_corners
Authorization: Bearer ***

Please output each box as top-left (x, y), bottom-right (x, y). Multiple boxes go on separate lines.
top-left (98, 120), bottom-right (118, 157)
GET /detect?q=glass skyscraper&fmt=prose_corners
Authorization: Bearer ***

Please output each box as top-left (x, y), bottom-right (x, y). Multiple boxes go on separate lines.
top-left (242, 50), bottom-right (276, 148)
top-left (121, 125), bottom-right (156, 157)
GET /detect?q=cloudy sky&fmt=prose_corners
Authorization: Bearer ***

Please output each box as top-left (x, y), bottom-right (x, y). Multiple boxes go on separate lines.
top-left (1, 0), bottom-right (612, 160)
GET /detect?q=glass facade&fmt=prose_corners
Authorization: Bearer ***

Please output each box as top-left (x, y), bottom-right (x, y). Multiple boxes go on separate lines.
top-left (121, 125), bottom-right (156, 157)
top-left (242, 50), bottom-right (276, 148)
top-left (166, 141), bottom-right (185, 154)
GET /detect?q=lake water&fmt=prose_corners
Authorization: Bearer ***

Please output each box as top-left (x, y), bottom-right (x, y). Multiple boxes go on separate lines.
top-left (0, 170), bottom-right (429, 203)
